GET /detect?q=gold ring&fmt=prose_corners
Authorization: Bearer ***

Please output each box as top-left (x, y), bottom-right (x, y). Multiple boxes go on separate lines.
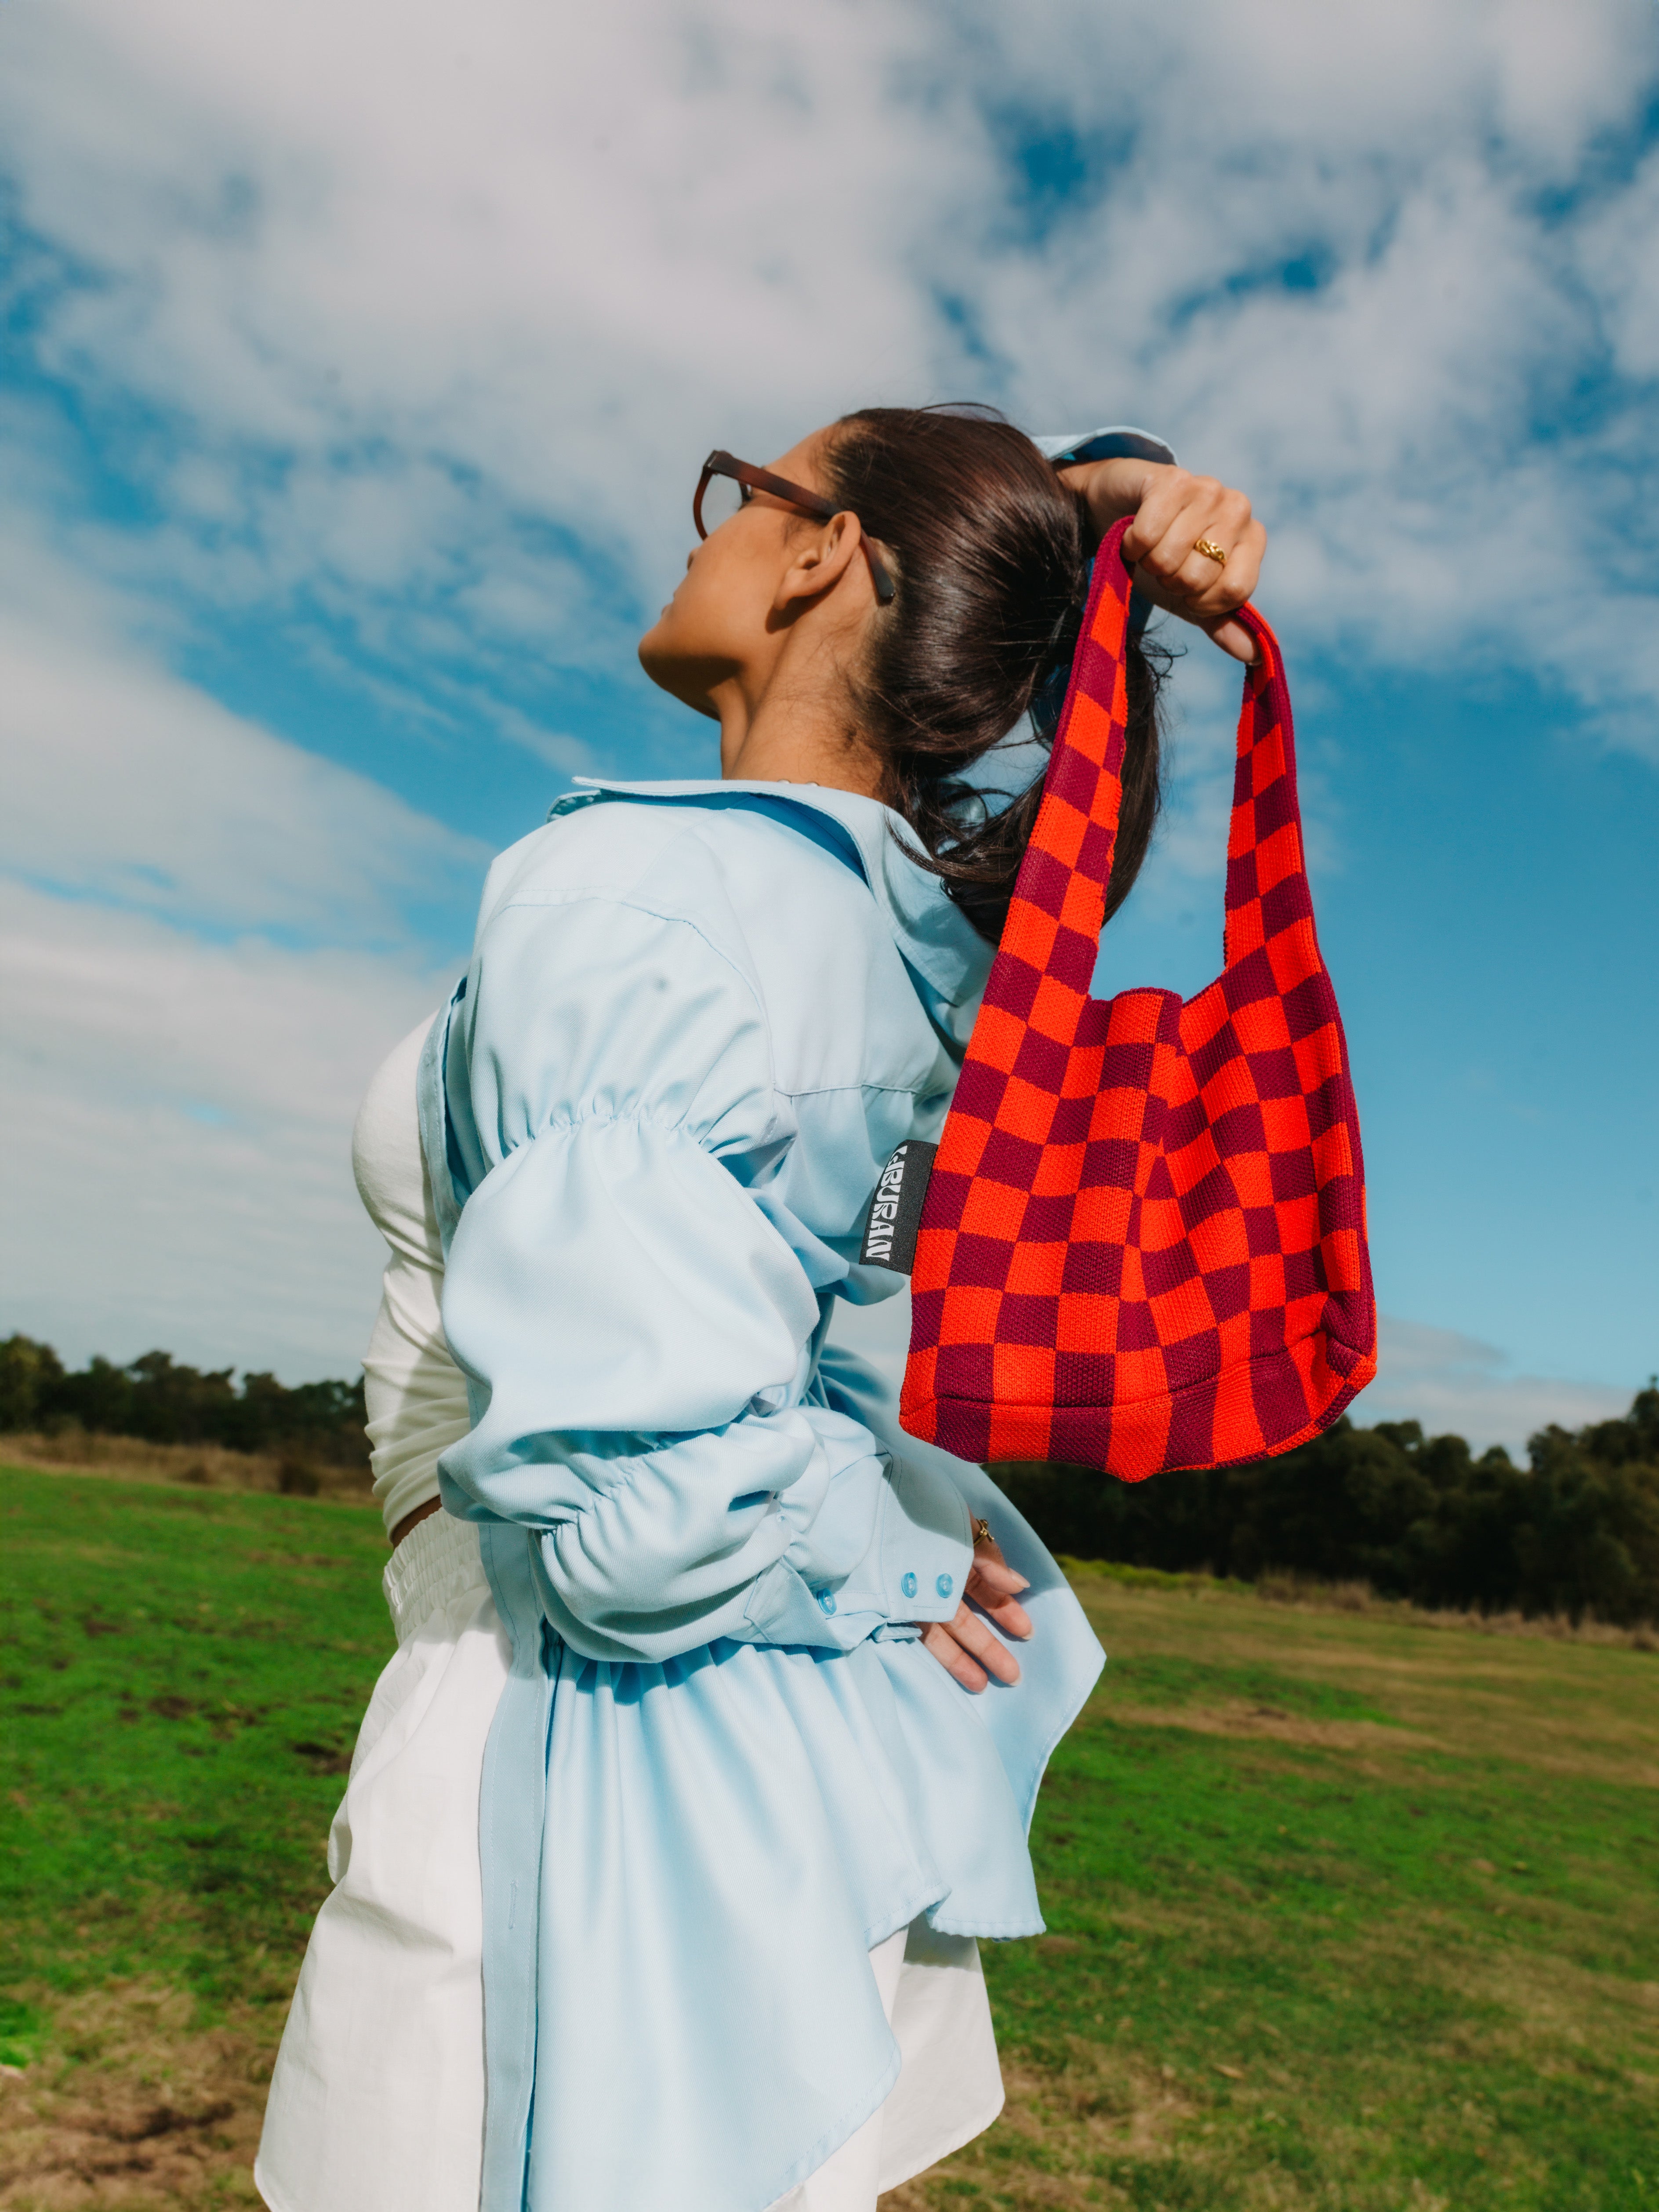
top-left (1194, 537), bottom-right (1227, 568)
top-left (972, 1517), bottom-right (995, 1548)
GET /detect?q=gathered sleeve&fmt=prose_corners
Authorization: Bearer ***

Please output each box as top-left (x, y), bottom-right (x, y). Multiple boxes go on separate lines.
top-left (434, 887), bottom-right (970, 1665)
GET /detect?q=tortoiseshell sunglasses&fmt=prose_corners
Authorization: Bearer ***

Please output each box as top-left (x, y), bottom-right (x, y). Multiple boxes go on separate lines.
top-left (693, 450), bottom-right (897, 605)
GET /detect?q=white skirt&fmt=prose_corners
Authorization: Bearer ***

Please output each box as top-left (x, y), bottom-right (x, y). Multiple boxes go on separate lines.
top-left (256, 1511), bottom-right (1004, 2212)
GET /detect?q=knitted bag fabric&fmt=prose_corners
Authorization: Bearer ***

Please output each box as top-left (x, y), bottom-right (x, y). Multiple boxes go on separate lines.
top-left (899, 517), bottom-right (1377, 1477)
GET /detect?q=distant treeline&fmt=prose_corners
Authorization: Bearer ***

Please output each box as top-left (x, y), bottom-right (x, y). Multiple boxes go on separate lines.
top-left (0, 1336), bottom-right (369, 1467)
top-left (5, 1330), bottom-right (1655, 1625)
top-left (992, 1385), bottom-right (1659, 1627)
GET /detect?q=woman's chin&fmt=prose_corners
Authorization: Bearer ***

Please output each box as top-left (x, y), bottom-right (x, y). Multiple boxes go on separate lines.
top-left (637, 634), bottom-right (720, 720)
top-left (636, 625), bottom-right (680, 692)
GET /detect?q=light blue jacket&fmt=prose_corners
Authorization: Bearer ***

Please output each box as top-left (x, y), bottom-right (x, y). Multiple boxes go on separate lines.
top-left (422, 428), bottom-right (1169, 2212)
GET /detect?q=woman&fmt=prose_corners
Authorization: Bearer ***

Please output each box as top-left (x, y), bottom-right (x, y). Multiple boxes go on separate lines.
top-left (256, 407), bottom-right (1264, 2212)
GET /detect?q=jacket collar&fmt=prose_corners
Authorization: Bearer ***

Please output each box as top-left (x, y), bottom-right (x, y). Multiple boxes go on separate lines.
top-left (560, 776), bottom-right (995, 1013)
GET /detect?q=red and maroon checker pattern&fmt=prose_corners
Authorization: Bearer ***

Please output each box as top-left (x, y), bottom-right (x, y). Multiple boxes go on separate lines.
top-left (900, 519), bottom-right (1377, 1478)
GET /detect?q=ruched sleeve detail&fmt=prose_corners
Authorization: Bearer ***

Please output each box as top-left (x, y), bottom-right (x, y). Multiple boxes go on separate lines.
top-left (435, 890), bottom-right (968, 1665)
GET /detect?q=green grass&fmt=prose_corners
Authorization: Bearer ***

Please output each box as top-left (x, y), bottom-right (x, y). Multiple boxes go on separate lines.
top-left (0, 1464), bottom-right (392, 2013)
top-left (4, 1463), bottom-right (1658, 2212)
top-left (911, 1565), bottom-right (1659, 2212)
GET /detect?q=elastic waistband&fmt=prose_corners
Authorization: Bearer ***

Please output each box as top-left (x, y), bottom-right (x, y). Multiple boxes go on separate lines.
top-left (381, 1509), bottom-right (489, 1645)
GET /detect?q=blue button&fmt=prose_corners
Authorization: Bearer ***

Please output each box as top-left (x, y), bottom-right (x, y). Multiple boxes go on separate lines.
top-left (900, 1572), bottom-right (918, 1600)
top-left (817, 1588), bottom-right (837, 1616)
top-left (936, 1573), bottom-right (954, 1599)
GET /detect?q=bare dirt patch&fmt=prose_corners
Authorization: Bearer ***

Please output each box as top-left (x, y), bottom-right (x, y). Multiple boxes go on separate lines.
top-left (0, 1983), bottom-right (278, 2212)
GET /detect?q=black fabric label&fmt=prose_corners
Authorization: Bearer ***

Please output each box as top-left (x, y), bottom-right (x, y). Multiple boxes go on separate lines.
top-left (859, 1140), bottom-right (937, 1274)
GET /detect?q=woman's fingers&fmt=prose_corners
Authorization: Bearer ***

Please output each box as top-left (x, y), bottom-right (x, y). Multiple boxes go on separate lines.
top-left (974, 1593), bottom-right (1034, 1642)
top-left (1132, 483), bottom-right (1257, 604)
top-left (919, 1619), bottom-right (988, 1692)
top-left (919, 1602), bottom-right (1023, 1693)
top-left (966, 1566), bottom-right (1032, 1642)
top-left (1061, 456), bottom-right (1267, 662)
top-left (1201, 612), bottom-right (1262, 666)
top-left (1132, 569), bottom-right (1263, 663)
top-left (966, 1541), bottom-right (1033, 1640)
top-left (1194, 512), bottom-right (1265, 609)
top-left (1116, 469), bottom-right (1267, 657)
top-left (917, 1533), bottom-right (1037, 1688)
top-left (1118, 468), bottom-right (1241, 571)
top-left (1115, 465), bottom-right (1193, 566)
top-left (949, 1601), bottom-right (1022, 1683)
top-left (1173, 509), bottom-right (1263, 611)
top-left (966, 1544), bottom-right (1027, 1599)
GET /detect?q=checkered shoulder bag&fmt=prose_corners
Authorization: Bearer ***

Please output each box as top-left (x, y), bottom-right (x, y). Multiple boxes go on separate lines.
top-left (895, 516), bottom-right (1377, 1477)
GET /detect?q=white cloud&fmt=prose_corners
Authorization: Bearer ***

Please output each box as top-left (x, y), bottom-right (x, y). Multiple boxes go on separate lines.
top-left (0, 507), bottom-right (475, 1379)
top-left (1, 610), bottom-right (482, 946)
top-left (490, 707), bottom-right (595, 775)
top-left (0, 0), bottom-right (1654, 747)
top-left (0, 877), bottom-right (450, 1377)
top-left (1583, 144), bottom-right (1659, 381)
top-left (0, 443), bottom-right (489, 934)
top-left (1359, 1315), bottom-right (1633, 1455)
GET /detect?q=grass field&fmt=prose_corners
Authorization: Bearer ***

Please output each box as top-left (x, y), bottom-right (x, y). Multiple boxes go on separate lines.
top-left (3, 1463), bottom-right (1656, 2211)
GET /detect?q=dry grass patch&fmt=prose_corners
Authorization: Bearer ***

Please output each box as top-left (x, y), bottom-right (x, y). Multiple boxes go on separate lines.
top-left (0, 1983), bottom-right (278, 2212)
top-left (1, 1436), bottom-right (371, 1504)
top-left (1068, 1568), bottom-right (1659, 1790)
top-left (1100, 1700), bottom-right (1441, 1755)
top-left (1069, 1560), bottom-right (1659, 1652)
top-left (883, 2044), bottom-right (1197, 2210)
top-left (1420, 1923), bottom-right (1659, 2090)
top-left (1250, 1571), bottom-right (1659, 1648)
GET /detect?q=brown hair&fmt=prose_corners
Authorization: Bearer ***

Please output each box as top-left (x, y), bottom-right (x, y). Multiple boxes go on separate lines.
top-left (821, 404), bottom-right (1170, 945)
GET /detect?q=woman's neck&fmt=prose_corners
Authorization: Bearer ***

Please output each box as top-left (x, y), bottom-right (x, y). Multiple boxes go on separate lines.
top-left (712, 632), bottom-right (884, 799)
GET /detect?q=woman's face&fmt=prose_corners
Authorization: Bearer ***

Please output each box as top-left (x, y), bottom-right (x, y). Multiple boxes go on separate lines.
top-left (637, 428), bottom-right (833, 718)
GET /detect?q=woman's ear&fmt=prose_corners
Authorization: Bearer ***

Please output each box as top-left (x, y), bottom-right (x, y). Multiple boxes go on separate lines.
top-left (773, 510), bottom-right (867, 615)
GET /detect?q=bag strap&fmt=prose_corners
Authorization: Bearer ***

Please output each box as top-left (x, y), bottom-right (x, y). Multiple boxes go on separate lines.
top-left (1000, 519), bottom-right (1299, 1002)
top-left (1220, 609), bottom-right (1312, 980)
top-left (994, 518), bottom-right (1136, 1005)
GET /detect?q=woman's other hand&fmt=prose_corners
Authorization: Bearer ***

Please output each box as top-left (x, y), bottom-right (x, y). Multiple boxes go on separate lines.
top-left (917, 1539), bottom-right (1033, 1693)
top-left (1057, 455), bottom-right (1266, 665)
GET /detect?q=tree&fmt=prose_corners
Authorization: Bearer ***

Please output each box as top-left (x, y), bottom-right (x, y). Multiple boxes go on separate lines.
top-left (0, 1337), bottom-right (370, 1467)
top-left (990, 1384), bottom-right (1659, 1624)
top-left (0, 1336), bottom-right (65, 1431)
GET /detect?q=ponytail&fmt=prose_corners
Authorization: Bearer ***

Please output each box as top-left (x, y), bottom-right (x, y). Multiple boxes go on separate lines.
top-left (822, 405), bottom-right (1169, 944)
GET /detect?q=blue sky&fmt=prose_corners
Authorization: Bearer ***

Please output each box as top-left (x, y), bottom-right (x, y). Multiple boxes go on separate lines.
top-left (1, 0), bottom-right (1655, 1449)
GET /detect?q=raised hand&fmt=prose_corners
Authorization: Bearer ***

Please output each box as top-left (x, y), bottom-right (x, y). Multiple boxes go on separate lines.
top-left (1058, 455), bottom-right (1267, 665)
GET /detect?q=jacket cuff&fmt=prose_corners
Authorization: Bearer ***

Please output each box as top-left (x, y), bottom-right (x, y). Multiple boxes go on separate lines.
top-left (881, 1451), bottom-right (973, 1620)
top-left (1032, 425), bottom-right (1178, 467)
top-left (740, 1452), bottom-right (973, 1649)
